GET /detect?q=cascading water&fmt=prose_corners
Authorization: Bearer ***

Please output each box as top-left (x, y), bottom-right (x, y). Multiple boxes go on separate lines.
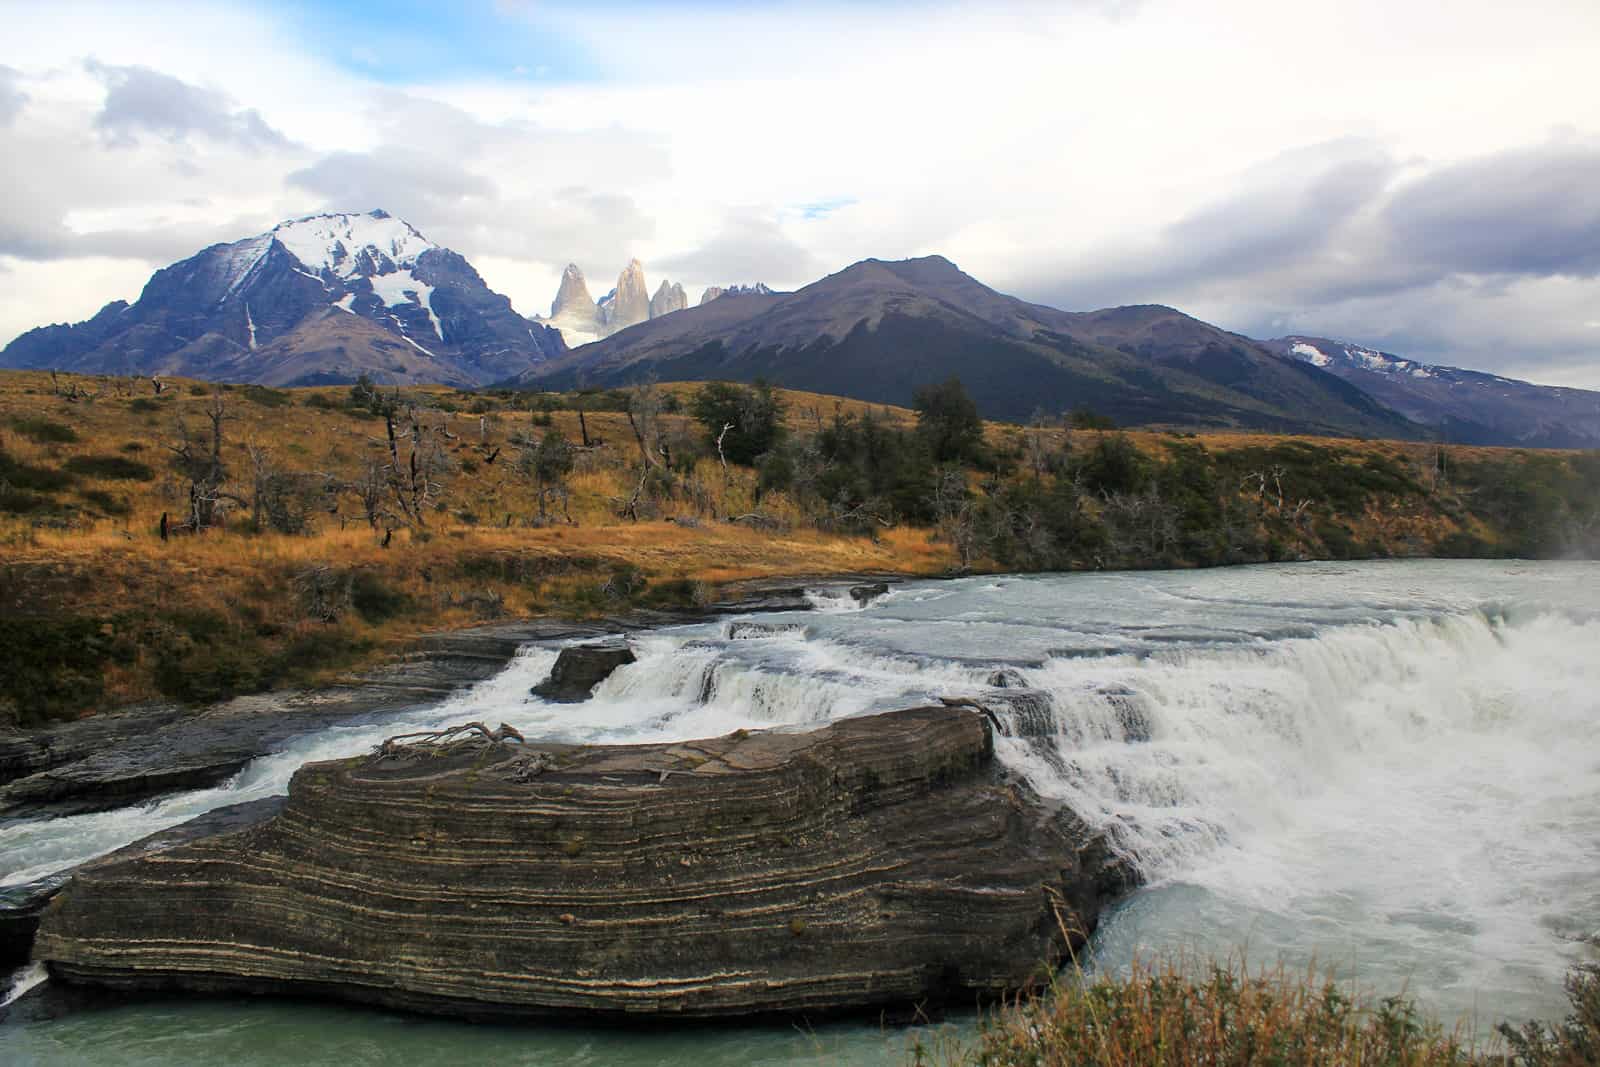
top-left (3, 560), bottom-right (1597, 1063)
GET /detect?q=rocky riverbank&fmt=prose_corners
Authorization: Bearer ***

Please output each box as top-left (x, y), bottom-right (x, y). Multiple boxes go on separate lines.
top-left (0, 576), bottom-right (900, 821)
top-left (32, 703), bottom-right (1125, 1019)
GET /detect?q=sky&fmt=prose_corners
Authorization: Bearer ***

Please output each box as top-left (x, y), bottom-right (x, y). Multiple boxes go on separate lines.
top-left (2, 0), bottom-right (1598, 387)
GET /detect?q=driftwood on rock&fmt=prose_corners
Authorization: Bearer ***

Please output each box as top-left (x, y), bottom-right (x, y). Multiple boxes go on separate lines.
top-left (375, 721), bottom-right (525, 760)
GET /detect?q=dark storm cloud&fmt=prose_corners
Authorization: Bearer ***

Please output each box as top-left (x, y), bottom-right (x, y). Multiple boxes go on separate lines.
top-left (0, 65), bottom-right (27, 126)
top-left (86, 60), bottom-right (291, 150)
top-left (1384, 142), bottom-right (1600, 279)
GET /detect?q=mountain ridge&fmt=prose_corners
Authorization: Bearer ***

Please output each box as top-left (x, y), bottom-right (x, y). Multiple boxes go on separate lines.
top-left (512, 255), bottom-right (1420, 440)
top-left (1263, 335), bottom-right (1600, 448)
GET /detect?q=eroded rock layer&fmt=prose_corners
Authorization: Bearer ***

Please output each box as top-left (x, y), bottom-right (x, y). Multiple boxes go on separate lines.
top-left (36, 706), bottom-right (1116, 1019)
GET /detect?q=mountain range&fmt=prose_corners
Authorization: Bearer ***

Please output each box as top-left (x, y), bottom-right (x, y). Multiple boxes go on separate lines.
top-left (1260, 336), bottom-right (1600, 449)
top-left (513, 256), bottom-right (1416, 439)
top-left (0, 211), bottom-right (566, 388)
top-left (4, 210), bottom-right (1596, 446)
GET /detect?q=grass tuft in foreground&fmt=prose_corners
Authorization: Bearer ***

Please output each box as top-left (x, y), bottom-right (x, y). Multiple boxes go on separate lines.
top-left (929, 956), bottom-right (1600, 1067)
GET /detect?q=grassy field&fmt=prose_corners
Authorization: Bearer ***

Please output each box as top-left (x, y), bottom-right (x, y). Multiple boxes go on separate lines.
top-left (2, 369), bottom-right (1595, 724)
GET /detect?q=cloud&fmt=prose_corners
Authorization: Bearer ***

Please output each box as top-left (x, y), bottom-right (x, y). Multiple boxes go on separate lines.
top-left (86, 60), bottom-right (291, 150)
top-left (1383, 141), bottom-right (1600, 279)
top-left (288, 147), bottom-right (497, 214)
top-left (655, 211), bottom-right (824, 287)
top-left (0, 65), bottom-right (27, 126)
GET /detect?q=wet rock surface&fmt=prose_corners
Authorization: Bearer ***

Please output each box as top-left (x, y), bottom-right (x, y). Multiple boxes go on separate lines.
top-left (0, 797), bottom-right (285, 982)
top-left (530, 641), bottom-right (637, 702)
top-left (36, 706), bottom-right (1121, 1020)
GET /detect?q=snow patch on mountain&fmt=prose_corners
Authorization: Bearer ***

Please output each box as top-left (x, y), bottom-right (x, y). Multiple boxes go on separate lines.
top-left (369, 271), bottom-right (443, 340)
top-left (272, 210), bottom-right (434, 279)
top-left (1289, 341), bottom-right (1330, 367)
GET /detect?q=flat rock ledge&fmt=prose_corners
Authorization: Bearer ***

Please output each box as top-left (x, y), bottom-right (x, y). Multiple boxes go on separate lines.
top-left (35, 706), bottom-right (1119, 1020)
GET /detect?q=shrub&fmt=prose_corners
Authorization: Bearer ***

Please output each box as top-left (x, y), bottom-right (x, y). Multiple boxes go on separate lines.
top-left (78, 489), bottom-right (132, 516)
top-left (64, 454), bottom-right (156, 480)
top-left (952, 955), bottom-right (1487, 1067)
top-left (9, 416), bottom-right (79, 443)
top-left (241, 385), bottom-right (293, 408)
top-left (350, 570), bottom-right (412, 623)
top-left (0, 448), bottom-right (75, 492)
top-left (0, 617), bottom-right (110, 725)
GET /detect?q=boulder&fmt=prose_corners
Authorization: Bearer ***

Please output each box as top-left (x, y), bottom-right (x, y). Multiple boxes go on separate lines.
top-left (531, 641), bottom-right (637, 701)
top-left (849, 582), bottom-right (891, 605)
top-left (35, 707), bottom-right (1122, 1020)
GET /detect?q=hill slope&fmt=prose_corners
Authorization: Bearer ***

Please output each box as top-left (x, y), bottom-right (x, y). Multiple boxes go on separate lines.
top-left (1264, 336), bottom-right (1600, 449)
top-left (0, 211), bottom-right (565, 388)
top-left (512, 256), bottom-right (1418, 439)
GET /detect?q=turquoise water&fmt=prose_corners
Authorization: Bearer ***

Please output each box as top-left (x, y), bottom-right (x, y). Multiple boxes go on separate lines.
top-left (4, 560), bottom-right (1597, 1062)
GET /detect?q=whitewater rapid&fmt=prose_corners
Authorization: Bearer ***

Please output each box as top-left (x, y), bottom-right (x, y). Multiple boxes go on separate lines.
top-left (3, 560), bottom-right (1597, 1031)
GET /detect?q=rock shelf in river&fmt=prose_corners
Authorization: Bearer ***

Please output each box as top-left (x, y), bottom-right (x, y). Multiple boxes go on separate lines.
top-left (35, 705), bottom-right (1120, 1019)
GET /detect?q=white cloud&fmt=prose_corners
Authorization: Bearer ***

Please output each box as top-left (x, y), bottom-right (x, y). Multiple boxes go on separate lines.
top-left (1, 0), bottom-right (1598, 386)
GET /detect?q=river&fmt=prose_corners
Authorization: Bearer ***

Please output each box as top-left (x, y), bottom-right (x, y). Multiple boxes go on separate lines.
top-left (3, 559), bottom-right (1597, 1063)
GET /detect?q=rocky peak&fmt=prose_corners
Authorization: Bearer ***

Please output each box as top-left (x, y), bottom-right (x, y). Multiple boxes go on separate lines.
top-left (602, 258), bottom-right (652, 332)
top-left (551, 263), bottom-right (597, 318)
top-left (649, 279), bottom-right (688, 319)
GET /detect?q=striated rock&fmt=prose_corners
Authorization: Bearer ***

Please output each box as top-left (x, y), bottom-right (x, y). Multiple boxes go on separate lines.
top-left (35, 706), bottom-right (1119, 1019)
top-left (649, 280), bottom-right (688, 319)
top-left (0, 705), bottom-right (188, 788)
top-left (1, 798), bottom-right (284, 972)
top-left (530, 641), bottom-right (637, 701)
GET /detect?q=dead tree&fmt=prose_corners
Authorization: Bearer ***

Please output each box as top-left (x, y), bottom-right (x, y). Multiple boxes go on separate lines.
top-left (167, 391), bottom-right (239, 530)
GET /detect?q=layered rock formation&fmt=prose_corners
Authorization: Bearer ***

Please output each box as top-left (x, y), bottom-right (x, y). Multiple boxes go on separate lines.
top-left (36, 705), bottom-right (1123, 1019)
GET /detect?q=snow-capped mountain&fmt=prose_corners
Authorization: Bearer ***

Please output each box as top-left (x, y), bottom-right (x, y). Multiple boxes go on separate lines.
top-left (1267, 335), bottom-right (1600, 448)
top-left (0, 210), bottom-right (565, 387)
